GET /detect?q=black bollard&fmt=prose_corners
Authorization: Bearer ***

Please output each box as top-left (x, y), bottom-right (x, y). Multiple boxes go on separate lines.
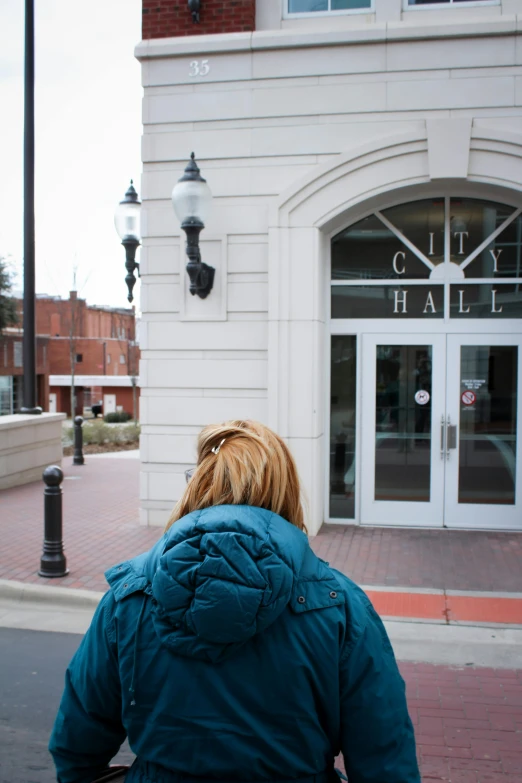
top-left (39, 466), bottom-right (69, 578)
top-left (73, 415), bottom-right (84, 465)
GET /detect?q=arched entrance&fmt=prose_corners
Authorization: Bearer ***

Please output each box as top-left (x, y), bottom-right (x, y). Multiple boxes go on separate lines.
top-left (329, 194), bottom-right (522, 530)
top-left (269, 125), bottom-right (522, 533)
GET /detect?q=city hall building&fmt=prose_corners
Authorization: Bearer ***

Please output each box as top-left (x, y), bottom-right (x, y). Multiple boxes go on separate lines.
top-left (136, 0), bottom-right (522, 533)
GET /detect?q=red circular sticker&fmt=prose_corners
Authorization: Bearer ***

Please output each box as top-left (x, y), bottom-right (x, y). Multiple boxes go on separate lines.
top-left (461, 390), bottom-right (476, 406)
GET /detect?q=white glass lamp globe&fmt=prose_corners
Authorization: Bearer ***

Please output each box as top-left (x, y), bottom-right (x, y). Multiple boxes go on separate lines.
top-left (171, 153), bottom-right (212, 226)
top-left (114, 181), bottom-right (141, 242)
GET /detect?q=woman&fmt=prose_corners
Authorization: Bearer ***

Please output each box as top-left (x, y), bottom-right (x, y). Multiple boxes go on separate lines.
top-left (50, 420), bottom-right (420, 783)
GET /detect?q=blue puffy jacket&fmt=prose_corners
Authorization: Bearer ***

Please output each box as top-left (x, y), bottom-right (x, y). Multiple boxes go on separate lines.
top-left (49, 505), bottom-right (420, 783)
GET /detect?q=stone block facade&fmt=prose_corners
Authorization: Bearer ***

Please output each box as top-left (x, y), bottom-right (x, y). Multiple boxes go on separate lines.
top-left (136, 0), bottom-right (522, 531)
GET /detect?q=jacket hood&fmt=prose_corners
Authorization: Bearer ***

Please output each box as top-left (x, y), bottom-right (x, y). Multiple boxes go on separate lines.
top-left (118, 505), bottom-right (310, 662)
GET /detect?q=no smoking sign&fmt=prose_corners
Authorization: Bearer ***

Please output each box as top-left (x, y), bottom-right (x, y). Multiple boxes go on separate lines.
top-left (461, 390), bottom-right (476, 406)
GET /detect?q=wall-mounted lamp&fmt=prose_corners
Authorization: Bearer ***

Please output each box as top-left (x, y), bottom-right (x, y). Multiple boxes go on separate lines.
top-left (188, 0), bottom-right (201, 23)
top-left (114, 180), bottom-right (141, 303)
top-left (172, 153), bottom-right (214, 299)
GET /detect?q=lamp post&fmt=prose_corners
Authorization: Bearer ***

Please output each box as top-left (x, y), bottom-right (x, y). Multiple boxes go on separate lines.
top-left (172, 153), bottom-right (214, 299)
top-left (21, 0), bottom-right (41, 414)
top-left (114, 181), bottom-right (141, 303)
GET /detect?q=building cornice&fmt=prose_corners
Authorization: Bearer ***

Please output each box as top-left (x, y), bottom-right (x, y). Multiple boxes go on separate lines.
top-left (135, 15), bottom-right (521, 60)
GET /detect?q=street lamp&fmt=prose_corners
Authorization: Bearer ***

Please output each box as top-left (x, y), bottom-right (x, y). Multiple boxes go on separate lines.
top-left (115, 180), bottom-right (141, 303)
top-left (172, 153), bottom-right (214, 299)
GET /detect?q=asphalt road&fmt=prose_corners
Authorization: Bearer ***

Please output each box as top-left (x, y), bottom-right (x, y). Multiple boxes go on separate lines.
top-left (0, 628), bottom-right (133, 783)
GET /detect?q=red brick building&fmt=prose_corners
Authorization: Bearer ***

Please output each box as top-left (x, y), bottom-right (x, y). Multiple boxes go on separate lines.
top-left (0, 292), bottom-right (140, 418)
top-left (142, 0), bottom-right (255, 39)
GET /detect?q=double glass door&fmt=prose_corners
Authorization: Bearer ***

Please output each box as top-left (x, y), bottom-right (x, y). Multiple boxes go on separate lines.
top-left (360, 333), bottom-right (521, 529)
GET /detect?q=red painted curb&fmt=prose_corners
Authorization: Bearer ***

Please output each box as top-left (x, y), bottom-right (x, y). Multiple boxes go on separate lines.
top-left (364, 590), bottom-right (522, 625)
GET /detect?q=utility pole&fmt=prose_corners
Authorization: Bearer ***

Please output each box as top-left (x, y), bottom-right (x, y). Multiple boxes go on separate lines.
top-left (21, 0), bottom-right (41, 414)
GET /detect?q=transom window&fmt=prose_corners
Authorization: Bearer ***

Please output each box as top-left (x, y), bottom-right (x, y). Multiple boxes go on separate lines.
top-left (331, 197), bottom-right (522, 319)
top-left (288, 0), bottom-right (371, 14)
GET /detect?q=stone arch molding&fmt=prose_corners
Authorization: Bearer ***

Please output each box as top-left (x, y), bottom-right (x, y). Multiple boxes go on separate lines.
top-left (267, 121), bottom-right (522, 534)
top-left (270, 122), bottom-right (522, 232)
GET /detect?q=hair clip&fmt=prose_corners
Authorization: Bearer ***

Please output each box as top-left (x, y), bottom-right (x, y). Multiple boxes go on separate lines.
top-left (211, 438), bottom-right (226, 455)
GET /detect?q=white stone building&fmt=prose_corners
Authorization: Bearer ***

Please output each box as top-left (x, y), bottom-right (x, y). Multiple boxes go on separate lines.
top-left (136, 0), bottom-right (522, 533)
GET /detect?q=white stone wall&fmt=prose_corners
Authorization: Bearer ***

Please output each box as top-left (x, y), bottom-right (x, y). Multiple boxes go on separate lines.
top-left (137, 7), bottom-right (522, 529)
top-left (0, 413), bottom-right (65, 490)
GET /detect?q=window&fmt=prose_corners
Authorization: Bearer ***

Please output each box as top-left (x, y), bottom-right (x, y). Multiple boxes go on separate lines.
top-left (288, 0), bottom-right (371, 14)
top-left (330, 336), bottom-right (357, 518)
top-left (0, 376), bottom-right (12, 416)
top-left (13, 341), bottom-right (22, 368)
top-left (13, 376), bottom-right (23, 412)
top-left (76, 354), bottom-right (83, 363)
top-left (331, 197), bottom-right (522, 320)
top-left (107, 354), bottom-right (112, 364)
top-left (119, 354), bottom-right (126, 365)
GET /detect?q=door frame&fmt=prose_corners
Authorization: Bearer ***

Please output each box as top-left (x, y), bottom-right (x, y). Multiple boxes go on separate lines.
top-left (327, 325), bottom-right (522, 529)
top-left (323, 187), bottom-right (522, 529)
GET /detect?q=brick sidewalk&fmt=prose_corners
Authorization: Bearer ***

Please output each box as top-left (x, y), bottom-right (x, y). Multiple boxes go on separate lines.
top-left (334, 661), bottom-right (522, 783)
top-left (333, 663), bottom-right (522, 783)
top-left (0, 457), bottom-right (157, 591)
top-left (1, 455), bottom-right (521, 595)
top-left (400, 662), bottom-right (522, 783)
top-left (313, 526), bottom-right (522, 593)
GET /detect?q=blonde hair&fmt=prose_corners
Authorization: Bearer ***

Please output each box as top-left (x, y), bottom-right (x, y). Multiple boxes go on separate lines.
top-left (165, 420), bottom-right (305, 532)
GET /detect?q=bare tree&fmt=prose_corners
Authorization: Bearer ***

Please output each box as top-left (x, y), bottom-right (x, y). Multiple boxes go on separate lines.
top-left (114, 309), bottom-right (139, 424)
top-left (68, 266), bottom-right (86, 418)
top-left (68, 292), bottom-right (81, 418)
top-left (66, 263), bottom-right (93, 418)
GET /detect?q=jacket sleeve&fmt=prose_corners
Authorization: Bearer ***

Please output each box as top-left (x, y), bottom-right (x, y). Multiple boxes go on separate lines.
top-left (339, 600), bottom-right (420, 783)
top-left (49, 591), bottom-right (126, 783)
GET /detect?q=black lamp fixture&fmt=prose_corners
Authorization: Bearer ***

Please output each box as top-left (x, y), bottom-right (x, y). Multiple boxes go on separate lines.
top-left (172, 153), bottom-right (215, 299)
top-left (114, 180), bottom-right (141, 303)
top-left (188, 0), bottom-right (201, 23)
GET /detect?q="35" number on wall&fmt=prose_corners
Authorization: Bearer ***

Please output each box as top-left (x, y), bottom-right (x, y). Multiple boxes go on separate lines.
top-left (189, 60), bottom-right (210, 77)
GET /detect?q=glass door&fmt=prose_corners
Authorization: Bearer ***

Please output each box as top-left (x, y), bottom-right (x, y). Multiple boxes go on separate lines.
top-left (444, 335), bottom-right (522, 529)
top-left (360, 334), bottom-right (446, 526)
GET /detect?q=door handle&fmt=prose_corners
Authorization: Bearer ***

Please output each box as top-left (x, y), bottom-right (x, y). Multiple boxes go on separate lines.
top-left (440, 415), bottom-right (445, 460)
top-left (446, 415), bottom-right (457, 460)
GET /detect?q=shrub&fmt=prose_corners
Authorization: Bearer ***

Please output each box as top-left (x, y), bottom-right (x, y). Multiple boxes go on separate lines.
top-left (84, 421), bottom-right (113, 445)
top-left (104, 411), bottom-right (131, 423)
top-left (119, 423), bottom-right (141, 444)
top-left (69, 420), bottom-right (141, 446)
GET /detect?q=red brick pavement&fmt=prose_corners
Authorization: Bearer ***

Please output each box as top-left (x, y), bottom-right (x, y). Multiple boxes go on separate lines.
top-left (312, 525), bottom-right (522, 593)
top-left (1, 456), bottom-right (521, 594)
top-left (399, 662), bottom-right (522, 783)
top-left (334, 663), bottom-right (522, 783)
top-left (0, 457), bottom-right (157, 591)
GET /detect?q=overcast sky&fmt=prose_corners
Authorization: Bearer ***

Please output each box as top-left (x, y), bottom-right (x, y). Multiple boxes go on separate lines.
top-left (0, 0), bottom-right (143, 310)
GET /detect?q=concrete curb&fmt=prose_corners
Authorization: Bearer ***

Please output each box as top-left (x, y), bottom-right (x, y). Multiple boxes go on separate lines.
top-left (0, 579), bottom-right (103, 609)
